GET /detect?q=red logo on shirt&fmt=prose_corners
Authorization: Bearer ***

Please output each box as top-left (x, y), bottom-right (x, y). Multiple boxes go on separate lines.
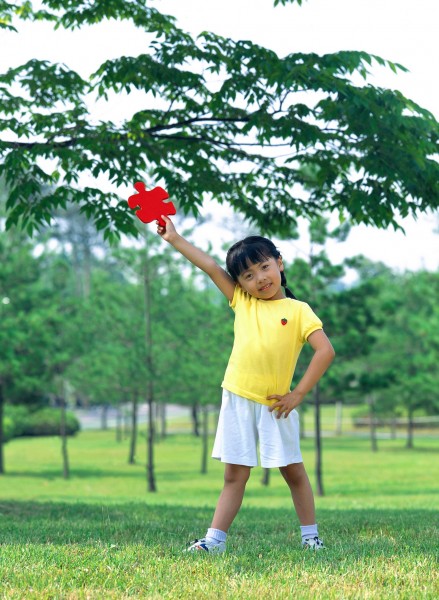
top-left (281, 318), bottom-right (288, 326)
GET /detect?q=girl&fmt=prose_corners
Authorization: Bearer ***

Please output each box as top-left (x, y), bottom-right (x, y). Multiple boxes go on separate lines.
top-left (157, 215), bottom-right (335, 553)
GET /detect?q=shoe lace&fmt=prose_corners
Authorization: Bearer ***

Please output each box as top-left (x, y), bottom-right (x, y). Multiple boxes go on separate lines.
top-left (190, 538), bottom-right (206, 545)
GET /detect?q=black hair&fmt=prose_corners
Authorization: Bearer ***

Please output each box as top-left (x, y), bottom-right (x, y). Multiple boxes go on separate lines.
top-left (226, 236), bottom-right (296, 299)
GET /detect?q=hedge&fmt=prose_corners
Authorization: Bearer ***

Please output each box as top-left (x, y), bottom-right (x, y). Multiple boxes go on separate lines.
top-left (3, 405), bottom-right (80, 440)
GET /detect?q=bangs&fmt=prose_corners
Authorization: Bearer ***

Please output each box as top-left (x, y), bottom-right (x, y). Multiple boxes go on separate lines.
top-left (226, 237), bottom-right (278, 281)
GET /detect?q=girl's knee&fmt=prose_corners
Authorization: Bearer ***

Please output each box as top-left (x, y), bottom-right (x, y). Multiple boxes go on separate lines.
top-left (224, 464), bottom-right (251, 485)
top-left (279, 462), bottom-right (307, 485)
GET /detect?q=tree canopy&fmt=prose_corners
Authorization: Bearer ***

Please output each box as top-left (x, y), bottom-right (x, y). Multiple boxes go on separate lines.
top-left (0, 0), bottom-right (437, 240)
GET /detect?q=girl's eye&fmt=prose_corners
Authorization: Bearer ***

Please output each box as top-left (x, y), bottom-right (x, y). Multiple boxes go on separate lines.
top-left (262, 264), bottom-right (269, 270)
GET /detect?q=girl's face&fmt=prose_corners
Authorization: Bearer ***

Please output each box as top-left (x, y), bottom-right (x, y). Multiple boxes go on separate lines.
top-left (237, 256), bottom-right (285, 300)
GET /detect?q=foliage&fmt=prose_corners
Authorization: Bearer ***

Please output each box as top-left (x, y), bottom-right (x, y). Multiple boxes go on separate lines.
top-left (2, 404), bottom-right (27, 440)
top-left (0, 228), bottom-right (55, 403)
top-left (23, 406), bottom-right (80, 436)
top-left (328, 256), bottom-right (397, 404)
top-left (66, 263), bottom-right (150, 406)
top-left (151, 244), bottom-right (233, 408)
top-left (62, 232), bottom-right (232, 415)
top-left (371, 270), bottom-right (439, 420)
top-left (3, 404), bottom-right (79, 439)
top-left (0, 1), bottom-right (437, 239)
top-left (284, 217), bottom-right (378, 404)
top-left (2, 415), bottom-right (14, 442)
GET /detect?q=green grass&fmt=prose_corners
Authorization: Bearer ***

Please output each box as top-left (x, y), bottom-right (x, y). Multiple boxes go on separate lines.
top-left (1, 431), bottom-right (438, 599)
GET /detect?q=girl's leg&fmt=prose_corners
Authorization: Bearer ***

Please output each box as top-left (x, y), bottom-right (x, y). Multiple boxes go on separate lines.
top-left (210, 463), bottom-right (251, 532)
top-left (279, 462), bottom-right (316, 525)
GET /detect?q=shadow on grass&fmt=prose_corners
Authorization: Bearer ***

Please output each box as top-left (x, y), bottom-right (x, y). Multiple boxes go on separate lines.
top-left (380, 445), bottom-right (439, 453)
top-left (4, 467), bottom-right (148, 480)
top-left (302, 438), bottom-right (439, 453)
top-left (0, 500), bottom-right (437, 559)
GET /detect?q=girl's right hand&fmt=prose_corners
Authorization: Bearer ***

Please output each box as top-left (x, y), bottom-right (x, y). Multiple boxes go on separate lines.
top-left (156, 215), bottom-right (176, 241)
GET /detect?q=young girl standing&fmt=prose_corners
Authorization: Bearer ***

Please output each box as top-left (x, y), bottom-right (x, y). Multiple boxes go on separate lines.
top-left (157, 215), bottom-right (335, 553)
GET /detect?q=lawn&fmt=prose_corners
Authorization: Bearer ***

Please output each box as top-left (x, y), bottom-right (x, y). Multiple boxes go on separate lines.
top-left (0, 430), bottom-right (438, 599)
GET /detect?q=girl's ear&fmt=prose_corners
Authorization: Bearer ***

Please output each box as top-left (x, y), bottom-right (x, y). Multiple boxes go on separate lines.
top-left (278, 256), bottom-right (284, 271)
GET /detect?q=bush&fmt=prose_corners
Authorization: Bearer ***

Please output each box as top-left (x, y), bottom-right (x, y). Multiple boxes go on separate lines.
top-left (3, 415), bottom-right (15, 442)
top-left (22, 408), bottom-right (80, 437)
top-left (3, 405), bottom-right (80, 439)
top-left (3, 405), bottom-right (28, 438)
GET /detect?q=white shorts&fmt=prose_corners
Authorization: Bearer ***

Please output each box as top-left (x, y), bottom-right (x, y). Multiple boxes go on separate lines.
top-left (212, 389), bottom-right (303, 468)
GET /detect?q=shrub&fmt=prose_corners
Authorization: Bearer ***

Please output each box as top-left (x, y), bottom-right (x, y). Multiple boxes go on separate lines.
top-left (3, 405), bottom-right (28, 438)
top-left (22, 408), bottom-right (80, 437)
top-left (3, 405), bottom-right (80, 439)
top-left (3, 415), bottom-right (15, 442)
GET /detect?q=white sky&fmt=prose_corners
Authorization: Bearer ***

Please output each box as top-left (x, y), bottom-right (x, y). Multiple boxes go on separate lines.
top-left (0, 0), bottom-right (438, 272)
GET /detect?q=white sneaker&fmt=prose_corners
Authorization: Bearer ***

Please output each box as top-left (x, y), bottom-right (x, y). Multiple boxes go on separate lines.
top-left (302, 536), bottom-right (324, 550)
top-left (186, 538), bottom-right (226, 553)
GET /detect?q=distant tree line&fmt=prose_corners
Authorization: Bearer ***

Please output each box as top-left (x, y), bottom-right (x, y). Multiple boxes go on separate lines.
top-left (1, 206), bottom-right (438, 482)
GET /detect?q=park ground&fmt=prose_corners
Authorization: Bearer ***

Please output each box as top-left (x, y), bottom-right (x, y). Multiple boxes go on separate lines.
top-left (0, 410), bottom-right (438, 599)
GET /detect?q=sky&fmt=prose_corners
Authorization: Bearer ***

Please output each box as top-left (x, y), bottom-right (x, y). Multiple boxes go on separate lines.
top-left (1, 0), bottom-right (438, 273)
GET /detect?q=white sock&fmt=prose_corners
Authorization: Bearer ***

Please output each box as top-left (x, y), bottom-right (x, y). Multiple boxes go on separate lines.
top-left (206, 527), bottom-right (227, 544)
top-left (300, 524), bottom-right (318, 542)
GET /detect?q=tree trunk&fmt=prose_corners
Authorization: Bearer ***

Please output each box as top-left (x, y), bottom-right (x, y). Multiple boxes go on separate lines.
top-left (406, 408), bottom-right (414, 449)
top-left (261, 468), bottom-right (270, 486)
top-left (147, 394), bottom-right (156, 491)
top-left (143, 231), bottom-right (157, 492)
top-left (153, 402), bottom-right (160, 444)
top-left (335, 400), bottom-right (342, 436)
top-left (192, 402), bottom-right (200, 437)
top-left (154, 402), bottom-right (166, 443)
top-left (215, 403), bottom-right (221, 431)
top-left (201, 405), bottom-right (209, 474)
top-left (160, 402), bottom-right (167, 439)
top-left (391, 416), bottom-right (397, 439)
top-left (0, 381), bottom-right (4, 474)
top-left (116, 405), bottom-right (122, 442)
top-left (314, 384), bottom-right (324, 496)
top-left (72, 244), bottom-right (83, 297)
top-left (299, 407), bottom-right (305, 439)
top-left (101, 403), bottom-right (109, 430)
top-left (124, 406), bottom-right (130, 440)
top-left (368, 395), bottom-right (378, 452)
top-left (83, 235), bottom-right (92, 298)
top-left (128, 392), bottom-right (138, 464)
top-left (60, 389), bottom-right (70, 480)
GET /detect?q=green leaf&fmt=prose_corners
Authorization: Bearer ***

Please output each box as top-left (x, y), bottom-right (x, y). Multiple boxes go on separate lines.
top-left (0, 1), bottom-right (437, 239)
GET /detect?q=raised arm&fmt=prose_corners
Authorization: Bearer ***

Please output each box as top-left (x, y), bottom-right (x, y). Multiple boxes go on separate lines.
top-left (157, 215), bottom-right (236, 302)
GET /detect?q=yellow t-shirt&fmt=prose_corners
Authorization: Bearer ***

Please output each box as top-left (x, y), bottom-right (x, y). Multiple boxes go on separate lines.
top-left (221, 286), bottom-right (323, 406)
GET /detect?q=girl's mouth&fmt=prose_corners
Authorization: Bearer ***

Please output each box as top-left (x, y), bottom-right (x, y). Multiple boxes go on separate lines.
top-left (259, 283), bottom-right (271, 291)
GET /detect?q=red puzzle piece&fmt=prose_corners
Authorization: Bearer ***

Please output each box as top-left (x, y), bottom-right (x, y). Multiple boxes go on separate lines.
top-left (127, 182), bottom-right (176, 227)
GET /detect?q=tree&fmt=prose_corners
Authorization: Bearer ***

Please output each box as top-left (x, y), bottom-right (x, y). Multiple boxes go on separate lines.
top-left (38, 253), bottom-right (88, 478)
top-left (324, 257), bottom-right (398, 452)
top-left (370, 270), bottom-right (439, 448)
top-left (0, 0), bottom-right (437, 240)
top-left (39, 202), bottom-right (110, 298)
top-left (0, 228), bottom-right (60, 472)
top-left (68, 255), bottom-right (151, 465)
